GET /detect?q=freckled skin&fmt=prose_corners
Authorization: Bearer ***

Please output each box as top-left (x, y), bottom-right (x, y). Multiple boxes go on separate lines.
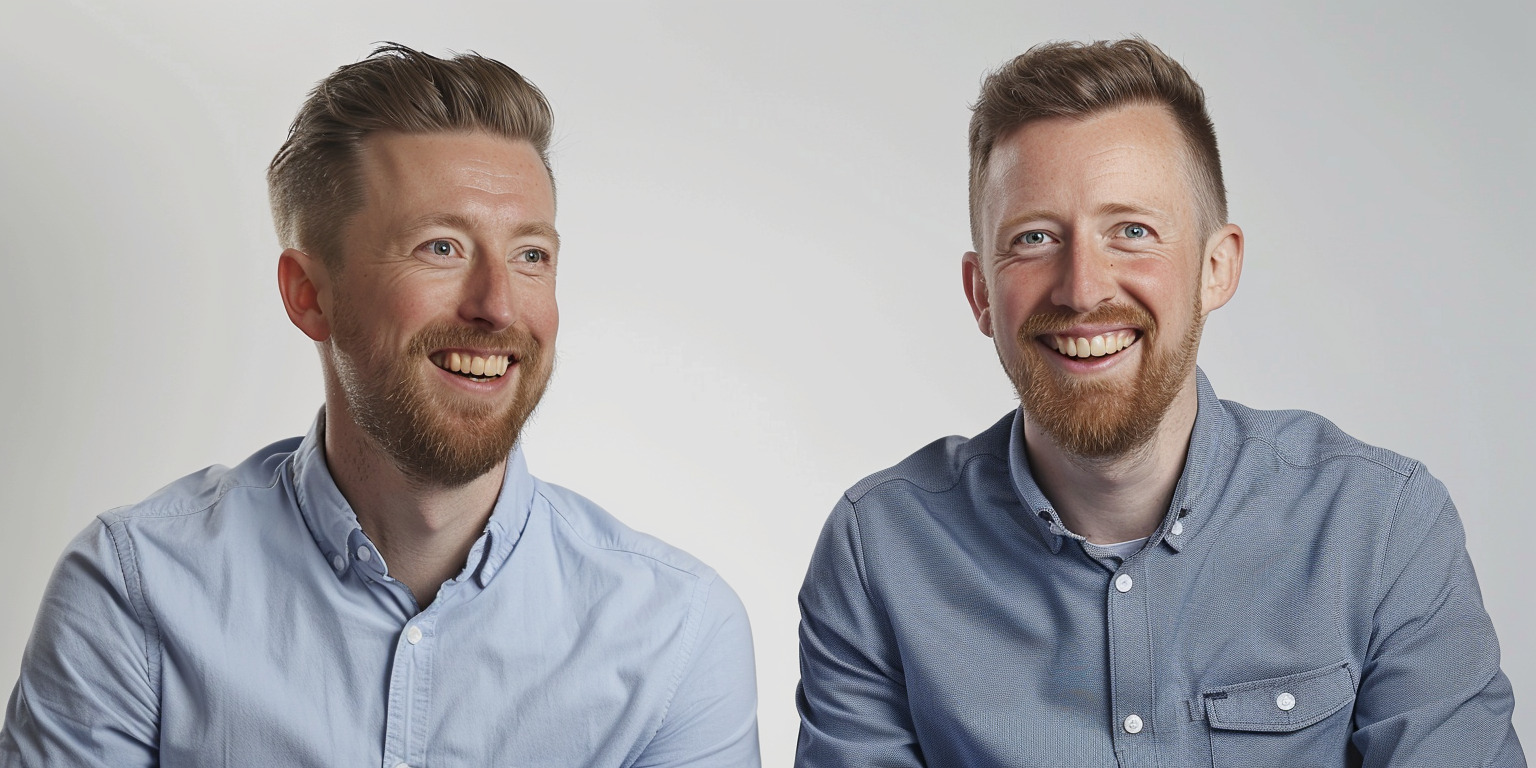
top-left (961, 103), bottom-right (1244, 544)
top-left (971, 104), bottom-right (1211, 383)
top-left (278, 130), bottom-right (561, 605)
top-left (325, 131), bottom-right (560, 375)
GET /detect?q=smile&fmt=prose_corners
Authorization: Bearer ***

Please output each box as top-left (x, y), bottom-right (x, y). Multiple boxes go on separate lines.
top-left (1046, 330), bottom-right (1138, 359)
top-left (429, 351), bottom-right (514, 381)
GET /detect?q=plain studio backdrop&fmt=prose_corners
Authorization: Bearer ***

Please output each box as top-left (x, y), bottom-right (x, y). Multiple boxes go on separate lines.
top-left (1, 0), bottom-right (1531, 760)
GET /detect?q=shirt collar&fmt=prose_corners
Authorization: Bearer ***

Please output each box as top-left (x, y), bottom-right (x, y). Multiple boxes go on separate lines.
top-left (290, 408), bottom-right (536, 587)
top-left (1006, 367), bottom-right (1233, 555)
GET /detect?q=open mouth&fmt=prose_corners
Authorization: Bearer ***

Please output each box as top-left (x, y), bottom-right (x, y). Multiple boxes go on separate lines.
top-left (429, 351), bottom-right (515, 382)
top-left (1044, 330), bottom-right (1139, 360)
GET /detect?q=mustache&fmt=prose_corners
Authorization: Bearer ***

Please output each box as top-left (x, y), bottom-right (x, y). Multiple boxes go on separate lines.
top-left (1015, 303), bottom-right (1156, 340)
top-left (405, 323), bottom-right (542, 360)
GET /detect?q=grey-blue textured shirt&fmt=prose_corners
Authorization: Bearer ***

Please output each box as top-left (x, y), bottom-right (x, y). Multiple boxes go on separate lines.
top-left (2, 414), bottom-right (760, 767)
top-left (796, 369), bottom-right (1522, 767)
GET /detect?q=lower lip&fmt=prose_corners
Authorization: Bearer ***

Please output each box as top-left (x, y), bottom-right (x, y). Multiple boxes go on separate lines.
top-left (1037, 338), bottom-right (1137, 372)
top-left (430, 360), bottom-right (518, 392)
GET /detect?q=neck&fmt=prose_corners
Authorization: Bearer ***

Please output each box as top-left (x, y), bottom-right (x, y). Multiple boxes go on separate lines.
top-left (1023, 376), bottom-right (1199, 545)
top-left (322, 402), bottom-right (504, 609)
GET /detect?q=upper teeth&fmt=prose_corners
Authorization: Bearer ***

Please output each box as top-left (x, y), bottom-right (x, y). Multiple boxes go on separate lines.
top-left (1051, 331), bottom-right (1136, 359)
top-left (434, 352), bottom-right (511, 377)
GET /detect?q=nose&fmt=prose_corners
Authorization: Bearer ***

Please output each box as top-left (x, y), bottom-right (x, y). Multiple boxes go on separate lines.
top-left (459, 254), bottom-right (517, 331)
top-left (1048, 234), bottom-right (1117, 314)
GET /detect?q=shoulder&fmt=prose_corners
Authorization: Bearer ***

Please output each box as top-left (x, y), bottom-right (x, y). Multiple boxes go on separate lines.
top-left (843, 412), bottom-right (1014, 506)
top-left (1216, 398), bottom-right (1450, 537)
top-left (99, 437), bottom-right (302, 528)
top-left (532, 478), bottom-right (726, 590)
top-left (528, 478), bottom-right (751, 674)
top-left (1220, 398), bottom-right (1420, 479)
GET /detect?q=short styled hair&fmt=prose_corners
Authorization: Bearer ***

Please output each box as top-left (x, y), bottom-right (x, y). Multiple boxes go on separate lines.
top-left (267, 43), bottom-right (554, 268)
top-left (968, 37), bottom-right (1226, 249)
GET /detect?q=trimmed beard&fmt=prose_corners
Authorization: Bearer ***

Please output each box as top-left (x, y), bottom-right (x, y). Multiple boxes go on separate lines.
top-left (1001, 288), bottom-right (1202, 459)
top-left (326, 297), bottom-right (553, 488)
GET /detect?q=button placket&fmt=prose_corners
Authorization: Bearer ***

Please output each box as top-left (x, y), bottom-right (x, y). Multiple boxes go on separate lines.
top-left (1106, 558), bottom-right (1156, 765)
top-left (384, 611), bottom-right (437, 767)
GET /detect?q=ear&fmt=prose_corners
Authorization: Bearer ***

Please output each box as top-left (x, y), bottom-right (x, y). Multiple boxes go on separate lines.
top-left (277, 248), bottom-right (333, 342)
top-left (962, 251), bottom-right (995, 338)
top-left (1199, 223), bottom-right (1244, 315)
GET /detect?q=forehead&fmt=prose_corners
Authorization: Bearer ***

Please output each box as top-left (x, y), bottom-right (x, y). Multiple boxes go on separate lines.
top-left (355, 130), bottom-right (555, 223)
top-left (981, 103), bottom-right (1194, 225)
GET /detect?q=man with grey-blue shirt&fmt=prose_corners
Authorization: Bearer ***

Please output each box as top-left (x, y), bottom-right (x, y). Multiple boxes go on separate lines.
top-left (1, 45), bottom-right (759, 767)
top-left (795, 38), bottom-right (1523, 767)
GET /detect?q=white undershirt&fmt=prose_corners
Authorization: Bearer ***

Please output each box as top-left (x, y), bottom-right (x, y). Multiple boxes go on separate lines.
top-left (1083, 536), bottom-right (1149, 562)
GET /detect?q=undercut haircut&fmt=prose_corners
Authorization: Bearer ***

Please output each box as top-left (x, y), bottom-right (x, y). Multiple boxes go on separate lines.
top-left (267, 43), bottom-right (554, 269)
top-left (968, 37), bottom-right (1226, 249)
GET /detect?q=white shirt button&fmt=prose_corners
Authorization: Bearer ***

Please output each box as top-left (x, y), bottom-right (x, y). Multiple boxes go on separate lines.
top-left (357, 546), bottom-right (372, 562)
top-left (406, 625), bottom-right (423, 645)
top-left (394, 763), bottom-right (411, 768)
top-left (1114, 573), bottom-right (1133, 593)
top-left (331, 555), bottom-right (346, 572)
top-left (1277, 692), bottom-right (1296, 711)
top-left (1123, 713), bottom-right (1143, 734)
top-left (1171, 520), bottom-right (1184, 536)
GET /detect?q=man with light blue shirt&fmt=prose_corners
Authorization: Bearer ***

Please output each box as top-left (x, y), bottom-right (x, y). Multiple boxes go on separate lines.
top-left (795, 38), bottom-right (1523, 767)
top-left (2, 44), bottom-right (759, 767)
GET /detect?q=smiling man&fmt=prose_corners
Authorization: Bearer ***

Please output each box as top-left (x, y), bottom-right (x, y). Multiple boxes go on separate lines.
top-left (1, 45), bottom-right (759, 767)
top-left (795, 39), bottom-right (1523, 767)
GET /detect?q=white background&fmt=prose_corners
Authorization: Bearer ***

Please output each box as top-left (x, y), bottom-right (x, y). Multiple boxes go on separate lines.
top-left (1, 0), bottom-right (1531, 761)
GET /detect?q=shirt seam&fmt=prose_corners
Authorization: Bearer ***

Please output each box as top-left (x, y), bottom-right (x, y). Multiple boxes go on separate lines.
top-left (842, 495), bottom-right (876, 612)
top-left (625, 567), bottom-right (715, 768)
top-left (102, 466), bottom-right (288, 524)
top-left (845, 494), bottom-right (921, 706)
top-left (102, 518), bottom-right (163, 718)
top-left (844, 450), bottom-right (1007, 506)
top-left (1369, 463), bottom-right (1420, 628)
top-left (537, 487), bottom-right (709, 578)
top-left (1368, 469), bottom-right (1458, 660)
top-left (1237, 435), bottom-right (1414, 478)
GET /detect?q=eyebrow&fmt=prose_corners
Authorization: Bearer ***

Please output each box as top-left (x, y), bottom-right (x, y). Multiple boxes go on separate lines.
top-left (402, 213), bottom-right (561, 248)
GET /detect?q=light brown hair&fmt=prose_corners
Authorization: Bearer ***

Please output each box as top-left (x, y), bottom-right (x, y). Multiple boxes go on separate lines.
top-left (267, 43), bottom-right (554, 269)
top-left (968, 37), bottom-right (1226, 249)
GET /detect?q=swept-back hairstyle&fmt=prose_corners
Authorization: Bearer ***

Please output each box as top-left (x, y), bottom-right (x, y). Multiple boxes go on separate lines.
top-left (968, 37), bottom-right (1225, 248)
top-left (267, 43), bottom-right (554, 268)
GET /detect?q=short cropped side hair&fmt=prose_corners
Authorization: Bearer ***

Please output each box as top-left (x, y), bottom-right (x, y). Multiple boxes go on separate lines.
top-left (968, 37), bottom-right (1226, 249)
top-left (267, 43), bottom-right (554, 268)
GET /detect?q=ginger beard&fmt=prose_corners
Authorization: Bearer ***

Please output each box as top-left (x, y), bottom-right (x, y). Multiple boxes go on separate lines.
top-left (1002, 286), bottom-right (1203, 459)
top-left (326, 293), bottom-right (553, 488)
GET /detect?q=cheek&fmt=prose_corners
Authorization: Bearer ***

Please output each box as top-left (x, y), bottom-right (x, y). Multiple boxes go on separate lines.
top-left (1118, 259), bottom-right (1198, 309)
top-left (988, 269), bottom-right (1052, 328)
top-left (520, 284), bottom-right (559, 341)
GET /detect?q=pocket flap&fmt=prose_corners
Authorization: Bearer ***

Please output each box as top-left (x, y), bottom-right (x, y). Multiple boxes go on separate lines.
top-left (1202, 662), bottom-right (1355, 733)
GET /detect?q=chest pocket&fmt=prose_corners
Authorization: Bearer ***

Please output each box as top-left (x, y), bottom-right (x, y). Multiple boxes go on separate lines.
top-left (1200, 662), bottom-right (1357, 767)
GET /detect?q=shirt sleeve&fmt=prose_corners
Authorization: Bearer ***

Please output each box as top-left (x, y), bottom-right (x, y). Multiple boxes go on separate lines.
top-left (0, 517), bottom-right (159, 767)
top-left (632, 572), bottom-right (761, 768)
top-left (1350, 468), bottom-right (1525, 767)
top-left (795, 496), bottom-right (926, 768)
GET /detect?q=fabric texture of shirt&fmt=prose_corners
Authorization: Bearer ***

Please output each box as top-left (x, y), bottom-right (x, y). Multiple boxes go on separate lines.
top-left (2, 414), bottom-right (760, 767)
top-left (796, 369), bottom-right (1523, 768)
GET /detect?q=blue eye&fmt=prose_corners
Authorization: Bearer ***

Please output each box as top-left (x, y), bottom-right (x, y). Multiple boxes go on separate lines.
top-left (1122, 224), bottom-right (1148, 239)
top-left (520, 249), bottom-right (545, 264)
top-left (430, 240), bottom-right (454, 256)
top-left (1021, 231), bottom-right (1050, 245)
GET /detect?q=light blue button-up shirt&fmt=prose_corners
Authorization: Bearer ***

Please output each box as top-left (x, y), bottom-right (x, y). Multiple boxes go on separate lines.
top-left (2, 415), bottom-right (760, 767)
top-left (796, 369), bottom-right (1523, 767)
